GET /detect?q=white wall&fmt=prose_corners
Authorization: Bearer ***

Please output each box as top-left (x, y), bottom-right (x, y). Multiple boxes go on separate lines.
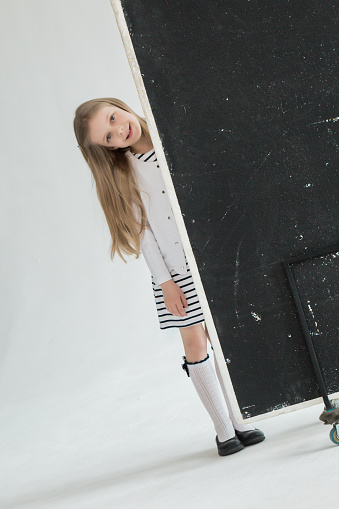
top-left (0, 0), bottom-right (179, 407)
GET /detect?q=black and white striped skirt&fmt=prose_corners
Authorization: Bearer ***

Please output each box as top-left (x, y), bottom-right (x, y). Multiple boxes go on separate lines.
top-left (151, 255), bottom-right (205, 330)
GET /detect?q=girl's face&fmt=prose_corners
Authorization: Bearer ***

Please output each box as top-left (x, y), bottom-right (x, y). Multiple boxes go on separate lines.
top-left (88, 105), bottom-right (142, 150)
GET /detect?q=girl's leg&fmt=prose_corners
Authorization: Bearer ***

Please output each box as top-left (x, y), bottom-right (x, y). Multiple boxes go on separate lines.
top-left (179, 323), bottom-right (236, 443)
top-left (179, 322), bottom-right (207, 363)
top-left (203, 323), bottom-right (255, 432)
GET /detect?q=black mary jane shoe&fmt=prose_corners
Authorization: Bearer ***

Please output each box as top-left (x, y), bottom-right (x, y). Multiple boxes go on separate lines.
top-left (216, 435), bottom-right (245, 456)
top-left (235, 429), bottom-right (265, 446)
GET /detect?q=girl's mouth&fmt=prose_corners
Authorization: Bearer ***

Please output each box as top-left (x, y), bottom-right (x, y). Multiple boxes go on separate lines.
top-left (126, 124), bottom-right (132, 140)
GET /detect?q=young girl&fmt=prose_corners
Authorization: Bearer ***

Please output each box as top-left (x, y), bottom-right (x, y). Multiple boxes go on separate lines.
top-left (73, 97), bottom-right (265, 456)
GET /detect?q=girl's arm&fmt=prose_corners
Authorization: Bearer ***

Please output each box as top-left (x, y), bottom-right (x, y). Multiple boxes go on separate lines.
top-left (133, 203), bottom-right (188, 317)
top-left (140, 224), bottom-right (173, 285)
top-left (132, 201), bottom-right (171, 285)
top-left (140, 226), bottom-right (188, 317)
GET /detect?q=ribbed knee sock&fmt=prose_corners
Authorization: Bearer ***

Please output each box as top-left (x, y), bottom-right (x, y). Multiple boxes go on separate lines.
top-left (213, 353), bottom-right (255, 432)
top-left (183, 355), bottom-right (235, 442)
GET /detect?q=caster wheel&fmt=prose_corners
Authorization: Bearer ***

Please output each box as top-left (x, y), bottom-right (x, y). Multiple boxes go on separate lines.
top-left (329, 426), bottom-right (339, 445)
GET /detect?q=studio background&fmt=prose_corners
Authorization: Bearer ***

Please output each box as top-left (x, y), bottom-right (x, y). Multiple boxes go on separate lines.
top-left (0, 2), bottom-right (199, 504)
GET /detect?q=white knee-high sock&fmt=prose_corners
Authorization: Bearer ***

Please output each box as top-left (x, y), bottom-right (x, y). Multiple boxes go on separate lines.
top-left (183, 355), bottom-right (235, 442)
top-left (213, 353), bottom-right (255, 432)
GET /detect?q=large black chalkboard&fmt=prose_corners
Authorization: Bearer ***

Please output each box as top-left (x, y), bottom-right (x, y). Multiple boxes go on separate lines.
top-left (114, 0), bottom-right (339, 418)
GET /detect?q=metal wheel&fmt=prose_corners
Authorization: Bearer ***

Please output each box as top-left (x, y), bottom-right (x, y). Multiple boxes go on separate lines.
top-left (329, 426), bottom-right (339, 445)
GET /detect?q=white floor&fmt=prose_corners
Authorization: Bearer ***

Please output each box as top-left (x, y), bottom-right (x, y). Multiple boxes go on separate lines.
top-left (0, 340), bottom-right (336, 509)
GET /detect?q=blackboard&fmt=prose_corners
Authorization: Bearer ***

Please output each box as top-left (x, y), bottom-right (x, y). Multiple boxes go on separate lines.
top-left (113, 0), bottom-right (339, 419)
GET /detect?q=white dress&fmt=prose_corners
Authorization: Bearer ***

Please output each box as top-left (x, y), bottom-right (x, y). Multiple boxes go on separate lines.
top-left (130, 148), bottom-right (205, 330)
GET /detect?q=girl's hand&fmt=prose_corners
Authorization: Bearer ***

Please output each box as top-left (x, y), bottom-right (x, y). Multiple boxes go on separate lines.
top-left (160, 279), bottom-right (188, 317)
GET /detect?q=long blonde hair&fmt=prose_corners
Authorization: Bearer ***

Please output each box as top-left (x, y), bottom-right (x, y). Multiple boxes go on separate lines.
top-left (73, 98), bottom-right (151, 263)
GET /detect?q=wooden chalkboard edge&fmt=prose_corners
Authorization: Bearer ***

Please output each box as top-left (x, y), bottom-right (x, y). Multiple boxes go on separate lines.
top-left (243, 392), bottom-right (339, 425)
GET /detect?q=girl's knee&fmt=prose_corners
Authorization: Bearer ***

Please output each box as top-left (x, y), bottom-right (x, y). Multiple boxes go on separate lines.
top-left (180, 324), bottom-right (207, 363)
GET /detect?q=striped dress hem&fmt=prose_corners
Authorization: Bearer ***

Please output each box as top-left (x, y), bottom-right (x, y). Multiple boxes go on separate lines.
top-left (151, 257), bottom-right (206, 330)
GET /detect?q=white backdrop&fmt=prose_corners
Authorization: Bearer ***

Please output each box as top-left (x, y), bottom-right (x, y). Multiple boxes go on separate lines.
top-left (0, 0), bottom-right (179, 408)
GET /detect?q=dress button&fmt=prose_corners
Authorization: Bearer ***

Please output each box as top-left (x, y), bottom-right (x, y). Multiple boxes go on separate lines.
top-left (157, 165), bottom-right (160, 168)
top-left (168, 216), bottom-right (171, 219)
top-left (175, 241), bottom-right (179, 244)
top-left (162, 190), bottom-right (165, 193)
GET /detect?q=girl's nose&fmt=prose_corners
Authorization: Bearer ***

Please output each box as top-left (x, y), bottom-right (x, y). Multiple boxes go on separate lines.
top-left (116, 125), bottom-right (123, 136)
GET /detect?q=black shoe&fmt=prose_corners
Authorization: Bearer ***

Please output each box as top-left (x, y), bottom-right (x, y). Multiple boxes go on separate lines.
top-left (235, 429), bottom-right (265, 446)
top-left (216, 435), bottom-right (245, 456)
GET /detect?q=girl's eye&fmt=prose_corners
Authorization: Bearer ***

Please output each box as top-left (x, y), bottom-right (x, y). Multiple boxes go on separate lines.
top-left (107, 133), bottom-right (111, 143)
top-left (110, 114), bottom-right (115, 123)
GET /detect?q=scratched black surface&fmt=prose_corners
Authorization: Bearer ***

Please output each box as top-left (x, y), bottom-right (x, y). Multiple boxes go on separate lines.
top-left (291, 251), bottom-right (339, 396)
top-left (119, 0), bottom-right (339, 417)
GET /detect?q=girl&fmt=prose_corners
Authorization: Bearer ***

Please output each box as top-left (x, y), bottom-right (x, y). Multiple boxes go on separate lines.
top-left (73, 97), bottom-right (265, 456)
